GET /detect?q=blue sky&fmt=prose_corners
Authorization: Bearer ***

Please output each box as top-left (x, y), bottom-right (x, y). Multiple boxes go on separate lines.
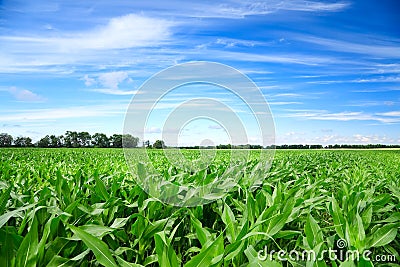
top-left (0, 0), bottom-right (399, 145)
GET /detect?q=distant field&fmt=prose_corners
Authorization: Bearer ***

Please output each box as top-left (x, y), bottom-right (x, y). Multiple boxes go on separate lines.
top-left (0, 148), bottom-right (399, 266)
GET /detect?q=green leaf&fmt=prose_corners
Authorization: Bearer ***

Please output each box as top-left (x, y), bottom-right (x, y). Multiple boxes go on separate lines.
top-left (79, 224), bottom-right (114, 237)
top-left (224, 241), bottom-right (246, 262)
top-left (185, 234), bottom-right (224, 267)
top-left (274, 230), bottom-right (301, 239)
top-left (116, 256), bottom-right (145, 267)
top-left (353, 213), bottom-right (365, 249)
top-left (0, 204), bottom-right (35, 229)
top-left (93, 170), bottom-right (110, 201)
top-left (265, 214), bottom-right (288, 236)
top-left (305, 214), bottom-right (323, 248)
top-left (47, 256), bottom-right (74, 267)
top-left (368, 223), bottom-right (399, 248)
top-left (221, 202), bottom-right (236, 243)
top-left (37, 216), bottom-right (59, 265)
top-left (15, 216), bottom-right (39, 267)
top-left (110, 217), bottom-right (131, 228)
top-left (0, 185), bottom-right (12, 215)
top-left (375, 212), bottom-right (400, 223)
top-left (142, 218), bottom-right (168, 240)
top-left (339, 260), bottom-right (356, 267)
top-left (330, 196), bottom-right (345, 239)
top-left (244, 245), bottom-right (282, 267)
top-left (190, 214), bottom-right (211, 247)
top-left (68, 224), bottom-right (117, 267)
top-left (47, 249), bottom-right (90, 266)
top-left (0, 227), bottom-right (22, 267)
top-left (360, 205), bottom-right (373, 229)
top-left (154, 231), bottom-right (179, 267)
top-left (246, 191), bottom-right (256, 225)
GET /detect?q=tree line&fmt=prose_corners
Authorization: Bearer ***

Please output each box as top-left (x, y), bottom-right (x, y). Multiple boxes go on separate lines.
top-left (268, 144), bottom-right (400, 149)
top-left (1, 132), bottom-right (400, 149)
top-left (0, 132), bottom-right (139, 148)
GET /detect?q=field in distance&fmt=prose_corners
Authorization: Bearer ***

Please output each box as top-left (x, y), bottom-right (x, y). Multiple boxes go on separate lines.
top-left (0, 148), bottom-right (399, 266)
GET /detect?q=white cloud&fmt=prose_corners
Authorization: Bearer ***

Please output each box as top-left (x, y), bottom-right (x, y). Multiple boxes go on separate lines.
top-left (0, 103), bottom-right (127, 122)
top-left (90, 88), bottom-right (137, 95)
top-left (82, 75), bottom-right (96, 86)
top-left (277, 133), bottom-right (397, 145)
top-left (354, 76), bottom-right (400, 83)
top-left (346, 100), bottom-right (397, 107)
top-left (325, 134), bottom-right (397, 144)
top-left (144, 127), bottom-right (162, 134)
top-left (98, 71), bottom-right (131, 89)
top-left (285, 110), bottom-right (400, 123)
top-left (215, 38), bottom-right (258, 47)
top-left (7, 87), bottom-right (45, 102)
top-left (78, 14), bottom-right (173, 50)
top-left (208, 125), bottom-right (223, 130)
top-left (377, 111), bottom-right (400, 117)
top-left (309, 75), bottom-right (400, 85)
top-left (273, 93), bottom-right (302, 98)
top-left (203, 49), bottom-right (354, 66)
top-left (194, 0), bottom-right (349, 18)
top-left (83, 71), bottom-right (135, 95)
top-left (294, 35), bottom-right (400, 58)
top-left (2, 14), bottom-right (174, 51)
top-left (269, 101), bottom-right (302, 105)
top-left (86, 14), bottom-right (170, 49)
top-left (367, 63), bottom-right (400, 75)
top-left (278, 1), bottom-right (349, 12)
top-left (0, 14), bottom-right (176, 73)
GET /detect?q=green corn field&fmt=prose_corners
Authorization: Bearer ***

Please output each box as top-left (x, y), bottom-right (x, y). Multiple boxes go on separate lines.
top-left (0, 148), bottom-right (399, 266)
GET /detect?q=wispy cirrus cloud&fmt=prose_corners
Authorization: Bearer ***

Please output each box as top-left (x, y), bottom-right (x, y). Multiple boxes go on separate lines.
top-left (346, 100), bottom-right (396, 107)
top-left (0, 14), bottom-right (177, 73)
top-left (82, 75), bottom-right (96, 87)
top-left (307, 75), bottom-right (400, 84)
top-left (203, 49), bottom-right (350, 66)
top-left (83, 71), bottom-right (136, 95)
top-left (269, 101), bottom-right (303, 105)
top-left (6, 87), bottom-right (46, 102)
top-left (377, 111), bottom-right (400, 117)
top-left (0, 102), bottom-right (128, 122)
top-left (97, 71), bottom-right (132, 89)
top-left (294, 34), bottom-right (400, 58)
top-left (188, 0), bottom-right (349, 18)
top-left (305, 134), bottom-right (396, 145)
top-left (1, 14), bottom-right (174, 51)
top-left (354, 76), bottom-right (400, 83)
top-left (284, 110), bottom-right (400, 123)
top-left (89, 88), bottom-right (137, 96)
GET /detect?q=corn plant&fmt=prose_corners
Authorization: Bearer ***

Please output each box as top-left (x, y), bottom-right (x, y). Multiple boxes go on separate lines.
top-left (0, 148), bottom-right (399, 266)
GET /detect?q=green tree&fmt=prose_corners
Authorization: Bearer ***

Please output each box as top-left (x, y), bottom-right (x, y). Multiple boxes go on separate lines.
top-left (122, 134), bottom-right (139, 148)
top-left (25, 137), bottom-right (33, 147)
top-left (78, 132), bottom-right (91, 147)
top-left (92, 133), bottom-right (109, 148)
top-left (0, 133), bottom-right (13, 147)
top-left (65, 131), bottom-right (79, 147)
top-left (153, 140), bottom-right (165, 149)
top-left (49, 135), bottom-right (62, 148)
top-left (13, 137), bottom-right (32, 147)
top-left (110, 134), bottom-right (122, 148)
top-left (37, 135), bottom-right (51, 147)
top-left (143, 140), bottom-right (151, 148)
